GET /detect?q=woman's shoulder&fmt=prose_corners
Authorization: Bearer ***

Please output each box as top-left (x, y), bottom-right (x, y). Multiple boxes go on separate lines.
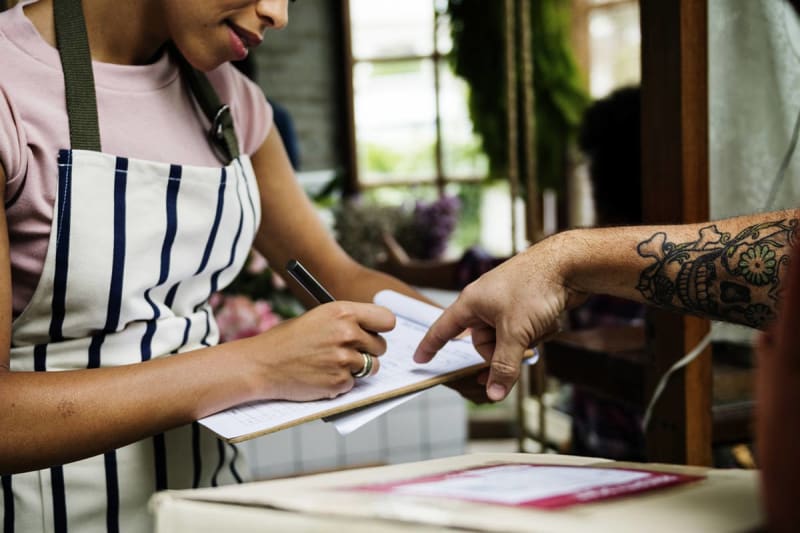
top-left (0, 3), bottom-right (20, 33)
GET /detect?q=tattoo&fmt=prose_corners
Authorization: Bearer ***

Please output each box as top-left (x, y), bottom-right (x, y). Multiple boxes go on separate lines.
top-left (636, 218), bottom-right (798, 329)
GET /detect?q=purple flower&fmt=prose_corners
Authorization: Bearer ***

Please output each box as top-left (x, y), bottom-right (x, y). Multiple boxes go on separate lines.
top-left (396, 195), bottom-right (461, 260)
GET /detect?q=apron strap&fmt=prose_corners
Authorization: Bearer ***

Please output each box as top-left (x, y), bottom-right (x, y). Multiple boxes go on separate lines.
top-left (53, 0), bottom-right (101, 152)
top-left (52, 0), bottom-right (241, 163)
top-left (174, 53), bottom-right (241, 163)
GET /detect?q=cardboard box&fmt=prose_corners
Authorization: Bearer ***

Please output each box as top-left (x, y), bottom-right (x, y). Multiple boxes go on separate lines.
top-left (151, 453), bottom-right (762, 532)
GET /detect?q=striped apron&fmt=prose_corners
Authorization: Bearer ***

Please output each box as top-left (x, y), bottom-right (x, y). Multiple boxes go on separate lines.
top-left (1, 1), bottom-right (260, 531)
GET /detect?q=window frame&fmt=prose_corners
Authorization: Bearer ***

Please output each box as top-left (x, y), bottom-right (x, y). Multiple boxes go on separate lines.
top-left (341, 0), bottom-right (487, 195)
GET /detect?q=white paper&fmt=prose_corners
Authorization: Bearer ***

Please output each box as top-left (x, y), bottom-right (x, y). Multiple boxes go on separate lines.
top-left (373, 289), bottom-right (445, 327)
top-left (200, 291), bottom-right (486, 440)
top-left (310, 288), bottom-right (538, 435)
top-left (387, 465), bottom-right (651, 504)
top-left (322, 291), bottom-right (444, 435)
top-left (324, 391), bottom-right (424, 435)
top-left (326, 290), bottom-right (538, 437)
top-left (327, 347), bottom-right (537, 435)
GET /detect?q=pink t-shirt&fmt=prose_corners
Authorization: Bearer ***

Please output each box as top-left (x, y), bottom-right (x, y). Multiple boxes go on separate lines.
top-left (0, 2), bottom-right (273, 316)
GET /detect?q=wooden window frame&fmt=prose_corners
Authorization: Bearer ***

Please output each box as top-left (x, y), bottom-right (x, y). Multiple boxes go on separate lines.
top-left (340, 0), bottom-right (486, 195)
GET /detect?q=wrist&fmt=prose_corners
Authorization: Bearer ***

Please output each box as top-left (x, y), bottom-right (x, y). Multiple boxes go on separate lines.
top-left (549, 226), bottom-right (647, 302)
top-left (538, 229), bottom-right (590, 294)
top-left (188, 338), bottom-right (265, 418)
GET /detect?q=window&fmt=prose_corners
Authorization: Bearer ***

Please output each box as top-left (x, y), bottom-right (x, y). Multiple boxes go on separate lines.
top-left (572, 0), bottom-right (641, 97)
top-left (347, 0), bottom-right (489, 189)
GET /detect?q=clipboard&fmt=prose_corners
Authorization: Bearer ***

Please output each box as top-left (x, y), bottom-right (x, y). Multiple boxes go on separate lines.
top-left (199, 290), bottom-right (533, 442)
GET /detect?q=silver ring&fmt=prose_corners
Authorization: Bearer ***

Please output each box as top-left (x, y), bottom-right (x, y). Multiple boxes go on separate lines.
top-left (352, 352), bottom-right (373, 378)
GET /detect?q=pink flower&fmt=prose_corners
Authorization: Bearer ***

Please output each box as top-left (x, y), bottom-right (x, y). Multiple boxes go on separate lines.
top-left (212, 294), bottom-right (282, 343)
top-left (247, 250), bottom-right (269, 275)
top-left (271, 270), bottom-right (287, 290)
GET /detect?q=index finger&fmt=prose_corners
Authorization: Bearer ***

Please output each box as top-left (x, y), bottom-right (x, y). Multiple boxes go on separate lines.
top-left (348, 302), bottom-right (397, 333)
top-left (414, 299), bottom-right (478, 363)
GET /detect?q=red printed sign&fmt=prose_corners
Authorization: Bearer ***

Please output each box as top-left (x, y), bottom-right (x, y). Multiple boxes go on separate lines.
top-left (347, 463), bottom-right (703, 510)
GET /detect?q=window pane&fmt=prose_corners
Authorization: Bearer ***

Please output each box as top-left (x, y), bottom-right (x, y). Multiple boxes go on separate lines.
top-left (438, 62), bottom-right (489, 180)
top-left (435, 0), bottom-right (453, 55)
top-left (589, 2), bottom-right (641, 97)
top-left (350, 0), bottom-right (434, 60)
top-left (354, 59), bottom-right (437, 185)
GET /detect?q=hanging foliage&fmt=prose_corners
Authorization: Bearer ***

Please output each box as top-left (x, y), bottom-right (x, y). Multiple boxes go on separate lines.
top-left (447, 0), bottom-right (588, 194)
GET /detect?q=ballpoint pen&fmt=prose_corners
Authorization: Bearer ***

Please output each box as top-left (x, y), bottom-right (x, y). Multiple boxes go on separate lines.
top-left (286, 259), bottom-right (335, 304)
top-left (286, 259), bottom-right (374, 378)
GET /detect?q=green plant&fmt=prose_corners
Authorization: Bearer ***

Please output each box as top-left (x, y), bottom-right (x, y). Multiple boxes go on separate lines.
top-left (447, 0), bottom-right (588, 196)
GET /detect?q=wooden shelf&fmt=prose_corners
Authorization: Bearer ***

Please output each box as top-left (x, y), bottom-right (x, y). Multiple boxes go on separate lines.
top-left (535, 325), bottom-right (755, 451)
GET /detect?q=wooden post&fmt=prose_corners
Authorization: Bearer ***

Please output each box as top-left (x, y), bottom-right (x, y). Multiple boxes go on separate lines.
top-left (336, 0), bottom-right (360, 196)
top-left (640, 0), bottom-right (712, 465)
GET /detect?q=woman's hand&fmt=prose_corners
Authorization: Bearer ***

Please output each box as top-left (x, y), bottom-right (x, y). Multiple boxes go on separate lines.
top-left (248, 301), bottom-right (396, 401)
top-left (415, 233), bottom-right (587, 402)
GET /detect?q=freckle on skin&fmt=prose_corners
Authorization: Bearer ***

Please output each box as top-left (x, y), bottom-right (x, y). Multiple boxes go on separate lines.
top-left (57, 399), bottom-right (76, 418)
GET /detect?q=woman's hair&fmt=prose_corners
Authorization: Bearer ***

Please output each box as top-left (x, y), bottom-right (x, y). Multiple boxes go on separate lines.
top-left (578, 86), bottom-right (642, 226)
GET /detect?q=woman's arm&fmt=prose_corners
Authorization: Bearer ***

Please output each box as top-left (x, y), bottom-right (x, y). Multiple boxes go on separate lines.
top-left (249, 127), bottom-right (436, 306)
top-left (0, 162), bottom-right (396, 474)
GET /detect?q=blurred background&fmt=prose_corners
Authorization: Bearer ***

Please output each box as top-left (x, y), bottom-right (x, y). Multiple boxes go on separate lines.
top-left (6, 0), bottom-right (800, 477)
top-left (224, 0), bottom-right (800, 476)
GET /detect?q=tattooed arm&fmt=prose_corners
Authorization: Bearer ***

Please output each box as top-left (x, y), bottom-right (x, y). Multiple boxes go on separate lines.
top-left (415, 209), bottom-right (799, 401)
top-left (564, 210), bottom-right (798, 328)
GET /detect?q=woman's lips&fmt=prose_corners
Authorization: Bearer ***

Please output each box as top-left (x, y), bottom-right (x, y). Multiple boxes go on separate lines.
top-left (227, 24), bottom-right (248, 60)
top-left (226, 21), bottom-right (263, 60)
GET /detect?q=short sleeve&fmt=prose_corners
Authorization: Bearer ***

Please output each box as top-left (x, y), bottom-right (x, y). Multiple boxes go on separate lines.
top-left (0, 85), bottom-right (27, 204)
top-left (207, 63), bottom-right (273, 157)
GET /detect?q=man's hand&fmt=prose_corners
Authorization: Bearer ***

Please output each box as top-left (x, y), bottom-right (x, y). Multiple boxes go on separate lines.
top-left (414, 234), bottom-right (587, 401)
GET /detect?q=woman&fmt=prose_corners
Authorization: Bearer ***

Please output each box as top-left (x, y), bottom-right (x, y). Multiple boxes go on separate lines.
top-left (0, 0), bottom-right (432, 530)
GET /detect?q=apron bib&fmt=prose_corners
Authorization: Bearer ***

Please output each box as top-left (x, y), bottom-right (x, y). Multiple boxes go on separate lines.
top-left (1, 1), bottom-right (261, 531)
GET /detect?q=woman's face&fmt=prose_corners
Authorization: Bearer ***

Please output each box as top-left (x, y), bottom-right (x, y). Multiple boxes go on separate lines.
top-left (162, 0), bottom-right (289, 71)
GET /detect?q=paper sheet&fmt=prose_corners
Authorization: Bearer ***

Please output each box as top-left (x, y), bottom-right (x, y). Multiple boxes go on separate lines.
top-left (200, 290), bottom-right (540, 441)
top-left (200, 312), bottom-right (486, 440)
top-left (324, 391), bottom-right (424, 435)
top-left (350, 464), bottom-right (703, 509)
top-left (326, 347), bottom-right (539, 435)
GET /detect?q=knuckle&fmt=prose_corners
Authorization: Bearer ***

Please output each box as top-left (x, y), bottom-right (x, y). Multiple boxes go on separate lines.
top-left (331, 301), bottom-right (355, 320)
top-left (332, 373), bottom-right (351, 389)
top-left (460, 282), bottom-right (482, 302)
top-left (490, 359), bottom-right (519, 380)
top-left (334, 350), bottom-right (352, 368)
top-left (334, 322), bottom-right (360, 343)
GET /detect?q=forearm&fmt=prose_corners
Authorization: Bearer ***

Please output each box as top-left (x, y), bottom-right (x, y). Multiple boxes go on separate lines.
top-left (555, 209), bottom-right (798, 328)
top-left (327, 260), bottom-right (440, 308)
top-left (0, 339), bottom-right (260, 474)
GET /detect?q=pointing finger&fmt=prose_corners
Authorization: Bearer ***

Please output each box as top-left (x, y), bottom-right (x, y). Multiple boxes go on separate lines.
top-left (414, 299), bottom-right (477, 363)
